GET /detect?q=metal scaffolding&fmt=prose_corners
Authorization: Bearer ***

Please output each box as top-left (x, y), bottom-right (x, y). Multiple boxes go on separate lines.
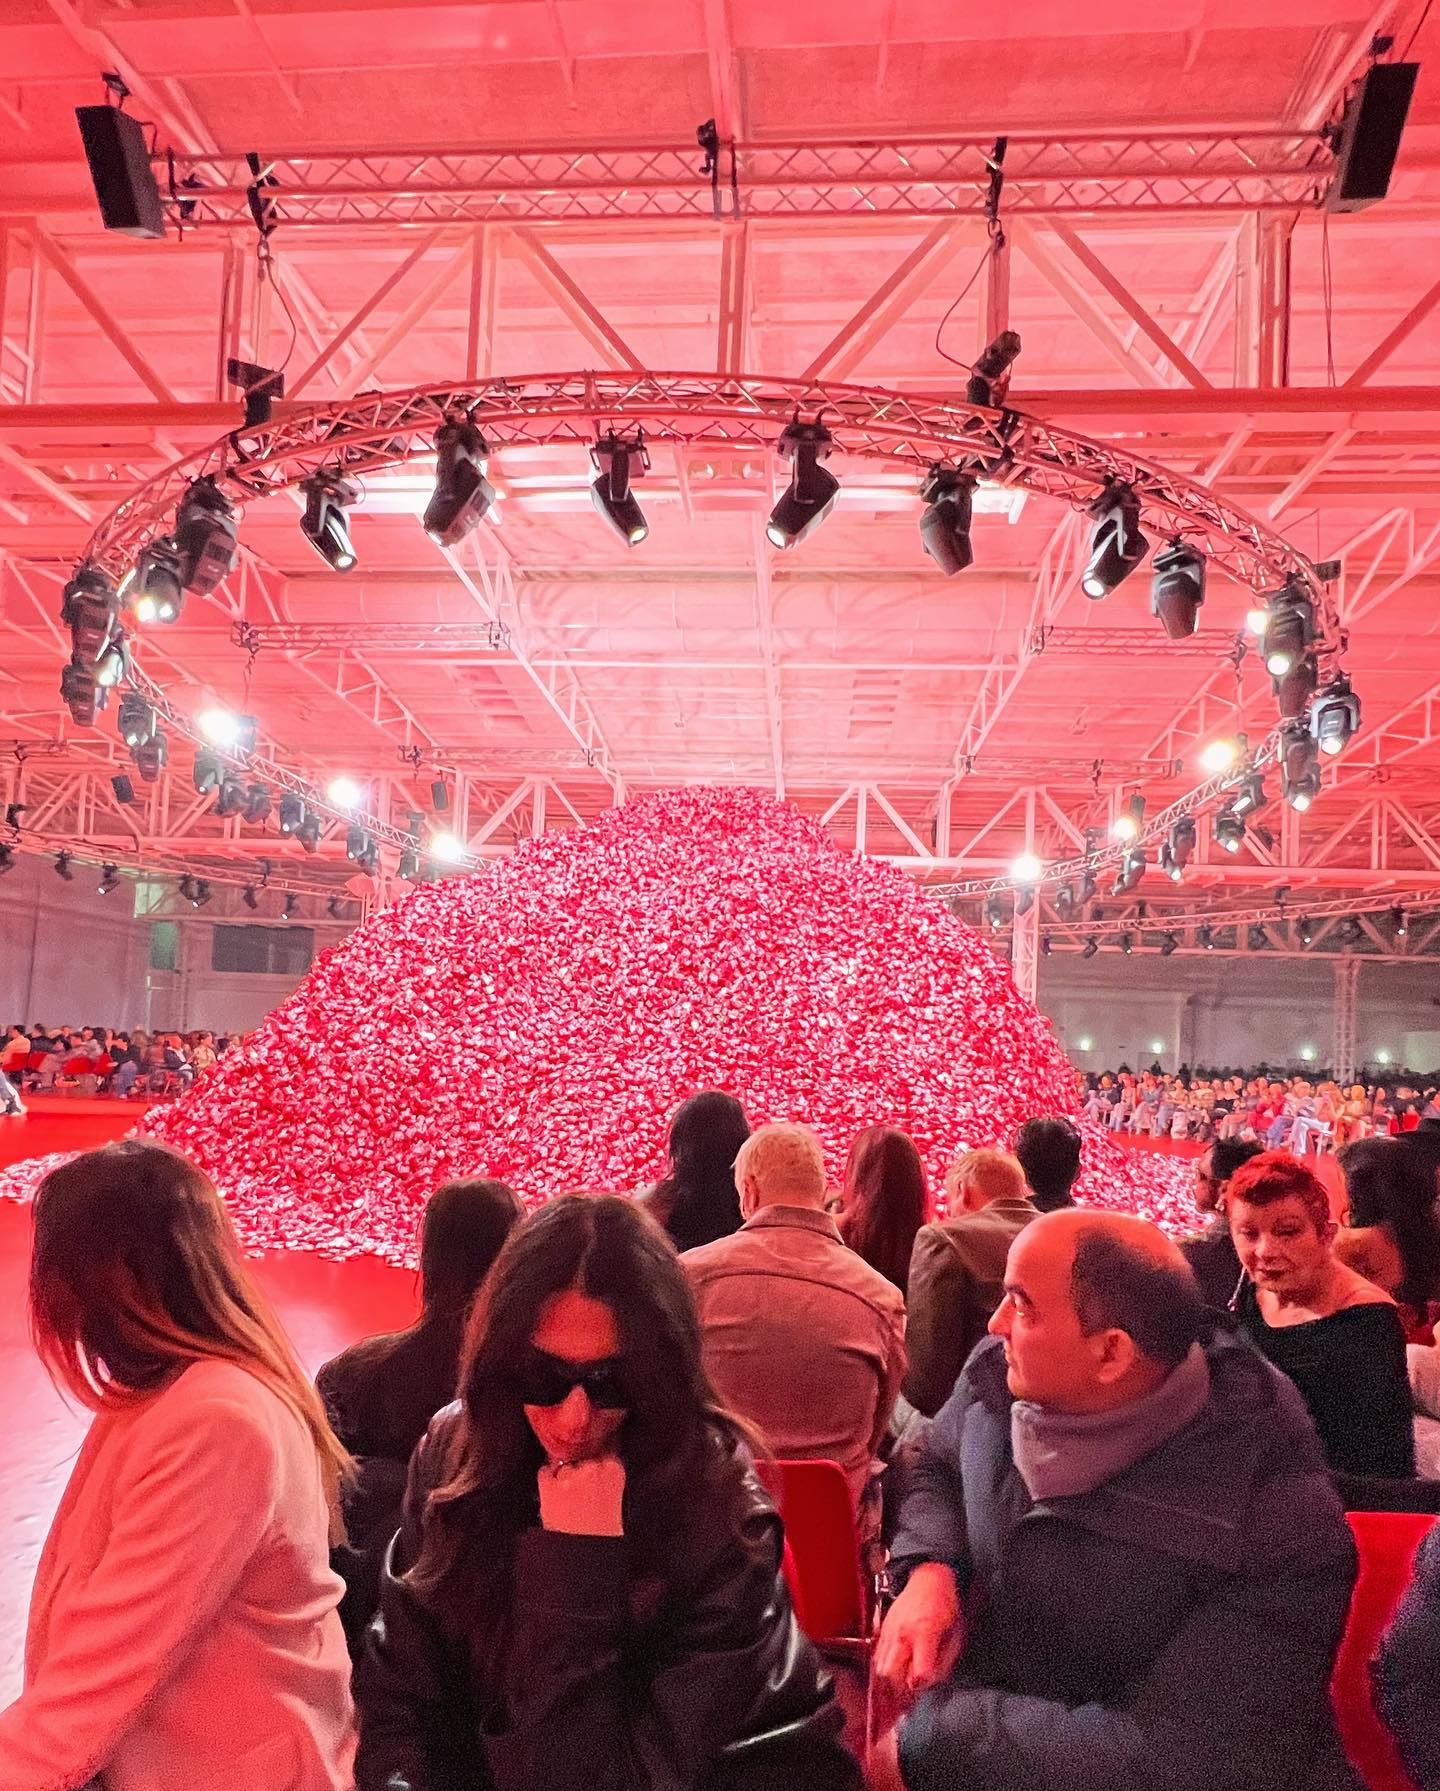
top-left (1332, 954), bottom-right (1362, 1083)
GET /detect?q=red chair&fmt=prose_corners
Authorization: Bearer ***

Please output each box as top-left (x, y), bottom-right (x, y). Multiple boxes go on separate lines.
top-left (1333, 1512), bottom-right (1434, 1791)
top-left (755, 1458), bottom-right (882, 1760)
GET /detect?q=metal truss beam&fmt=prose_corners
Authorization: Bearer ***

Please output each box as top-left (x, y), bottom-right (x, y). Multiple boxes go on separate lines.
top-left (141, 133), bottom-right (1339, 231)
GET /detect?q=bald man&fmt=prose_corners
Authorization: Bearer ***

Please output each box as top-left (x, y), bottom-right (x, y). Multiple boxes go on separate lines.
top-left (874, 1210), bottom-right (1361, 1791)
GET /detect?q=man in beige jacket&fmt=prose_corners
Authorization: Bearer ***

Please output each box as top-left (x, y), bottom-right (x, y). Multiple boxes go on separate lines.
top-left (903, 1149), bottom-right (1038, 1418)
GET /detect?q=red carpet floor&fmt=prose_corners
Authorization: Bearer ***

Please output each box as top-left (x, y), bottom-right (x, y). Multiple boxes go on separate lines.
top-left (0, 1102), bottom-right (419, 1699)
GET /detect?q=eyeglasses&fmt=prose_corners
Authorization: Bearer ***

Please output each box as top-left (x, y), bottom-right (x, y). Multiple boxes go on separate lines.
top-left (518, 1346), bottom-right (630, 1410)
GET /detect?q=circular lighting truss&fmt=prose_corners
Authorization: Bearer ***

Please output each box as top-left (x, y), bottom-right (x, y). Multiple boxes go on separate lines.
top-left (73, 371), bottom-right (1336, 874)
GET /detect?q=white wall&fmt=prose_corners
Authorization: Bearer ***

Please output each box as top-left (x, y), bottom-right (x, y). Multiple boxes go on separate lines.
top-left (0, 852), bottom-right (151, 1028)
top-left (1039, 953), bottom-right (1440, 1074)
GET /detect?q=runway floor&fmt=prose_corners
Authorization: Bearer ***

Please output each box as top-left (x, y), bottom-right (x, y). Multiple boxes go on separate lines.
top-left (0, 1099), bottom-right (418, 1699)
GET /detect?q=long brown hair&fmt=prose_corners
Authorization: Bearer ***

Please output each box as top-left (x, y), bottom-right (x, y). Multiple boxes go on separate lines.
top-left (408, 1195), bottom-right (758, 1617)
top-left (29, 1140), bottom-right (349, 1503)
top-left (840, 1125), bottom-right (929, 1293)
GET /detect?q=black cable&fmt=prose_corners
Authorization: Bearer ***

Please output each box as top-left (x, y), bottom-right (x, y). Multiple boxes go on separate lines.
top-left (934, 237), bottom-right (998, 371)
top-left (1401, 0), bottom-right (1432, 60)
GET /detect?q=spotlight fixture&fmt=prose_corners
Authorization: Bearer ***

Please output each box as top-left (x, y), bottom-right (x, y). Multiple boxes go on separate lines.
top-left (0, 845), bottom-right (13, 875)
top-left (1054, 882), bottom-right (1075, 919)
top-left (191, 878), bottom-right (212, 909)
top-left (1015, 887), bottom-right (1035, 916)
top-left (1273, 653), bottom-right (1319, 719)
top-left (326, 895), bottom-right (345, 921)
top-left (1160, 932), bottom-right (1179, 957)
top-left (3, 802), bottom-right (23, 832)
top-left (326, 776), bottom-right (363, 810)
top-left (193, 749), bottom-right (223, 795)
top-left (1261, 578), bottom-right (1315, 677)
top-left (1150, 541), bottom-right (1206, 639)
top-left (967, 330), bottom-right (1022, 408)
top-left (398, 847), bottom-right (421, 881)
top-left (54, 850), bottom-right (74, 882)
top-left (1081, 937), bottom-right (1099, 959)
top-left (423, 414), bottom-right (496, 547)
top-left (1119, 932), bottom-right (1134, 955)
top-left (1200, 734), bottom-right (1245, 776)
top-left (175, 476), bottom-right (239, 593)
top-left (93, 630), bottom-right (131, 690)
top-left (297, 815), bottom-right (321, 854)
top-left (1168, 816), bottom-right (1197, 875)
top-left (1198, 924), bottom-right (1215, 950)
top-left (1311, 674), bottom-right (1361, 757)
top-left (345, 822), bottom-right (371, 863)
top-left (590, 430), bottom-right (650, 547)
top-left (1298, 916), bottom-right (1314, 945)
top-left (766, 419), bottom-right (839, 550)
top-left (1247, 924), bottom-right (1268, 951)
top-left (125, 536), bottom-right (186, 623)
top-left (1078, 868), bottom-right (1099, 906)
top-left (1279, 719), bottom-right (1321, 810)
top-left (61, 566), bottom-right (118, 663)
top-left (1158, 841), bottom-right (1177, 880)
top-left (1341, 915), bottom-right (1364, 945)
top-left (430, 778), bottom-right (450, 813)
top-left (1230, 772), bottom-right (1268, 819)
top-left (300, 471), bottom-right (359, 571)
top-left (1285, 767), bottom-right (1320, 812)
top-left (243, 884), bottom-right (260, 911)
top-left (1112, 793), bottom-right (1145, 843)
top-left (131, 728), bottom-right (168, 783)
top-left (1114, 847), bottom-right (1146, 894)
top-left (1040, 936), bottom-right (1052, 957)
top-left (178, 873), bottom-right (196, 904)
top-left (278, 793), bottom-right (306, 835)
top-left (242, 783), bottom-right (271, 825)
top-left (110, 773), bottom-right (137, 806)
top-left (1214, 808), bottom-right (1246, 854)
top-left (1391, 905), bottom-right (1408, 938)
top-left (214, 774), bottom-right (248, 817)
top-left (117, 690), bottom-right (156, 749)
top-left (1080, 479), bottom-right (1147, 600)
top-left (198, 707), bottom-right (257, 751)
top-left (281, 893), bottom-right (297, 921)
top-left (982, 894), bottom-right (1005, 932)
top-left (918, 466), bottom-right (976, 576)
top-left (60, 657), bottom-right (104, 727)
top-left (98, 863), bottom-right (119, 896)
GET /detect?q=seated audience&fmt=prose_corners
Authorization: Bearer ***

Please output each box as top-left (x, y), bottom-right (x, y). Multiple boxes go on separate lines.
top-left (682, 1124), bottom-right (906, 1510)
top-left (1335, 1136), bottom-right (1440, 1329)
top-left (1229, 1151), bottom-right (1416, 1478)
top-left (1013, 1116), bottom-right (1082, 1212)
top-left (903, 1149), bottom-right (1037, 1420)
top-left (873, 1208), bottom-right (1360, 1791)
top-left (356, 1195), bottom-right (862, 1791)
top-left (1179, 1137), bottom-right (1263, 1308)
top-left (318, 1177), bottom-right (524, 1642)
top-left (637, 1087), bottom-right (751, 1252)
top-left (835, 1123), bottom-right (929, 1294)
top-left (1374, 1518), bottom-right (1440, 1791)
top-left (0, 1140), bottom-right (355, 1789)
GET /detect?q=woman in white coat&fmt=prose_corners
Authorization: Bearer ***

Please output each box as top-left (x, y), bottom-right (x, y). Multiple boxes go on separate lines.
top-left (0, 1140), bottom-right (357, 1791)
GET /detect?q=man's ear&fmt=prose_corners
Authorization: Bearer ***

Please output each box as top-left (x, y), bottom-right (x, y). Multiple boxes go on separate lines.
top-left (1091, 1327), bottom-right (1140, 1386)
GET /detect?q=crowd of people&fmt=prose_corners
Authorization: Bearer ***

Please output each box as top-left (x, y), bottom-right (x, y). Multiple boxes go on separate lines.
top-left (1083, 1064), bottom-right (1440, 1150)
top-left (0, 1022), bottom-right (243, 1111)
top-left (2, 1096), bottom-right (1440, 1789)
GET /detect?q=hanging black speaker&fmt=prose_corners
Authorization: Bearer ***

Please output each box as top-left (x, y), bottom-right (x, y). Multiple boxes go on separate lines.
top-left (75, 106), bottom-right (166, 238)
top-left (1326, 62), bottom-right (1419, 213)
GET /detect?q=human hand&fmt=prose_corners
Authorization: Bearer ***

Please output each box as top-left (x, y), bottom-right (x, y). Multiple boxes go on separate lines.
top-left (537, 1454), bottom-right (626, 1536)
top-left (875, 1562), bottom-right (963, 1700)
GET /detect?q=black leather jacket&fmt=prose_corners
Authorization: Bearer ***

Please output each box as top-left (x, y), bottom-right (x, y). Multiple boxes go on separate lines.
top-left (355, 1406), bottom-right (861, 1791)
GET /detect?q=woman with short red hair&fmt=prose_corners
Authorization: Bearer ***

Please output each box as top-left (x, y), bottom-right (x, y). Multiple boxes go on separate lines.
top-left (1228, 1149), bottom-right (1415, 1478)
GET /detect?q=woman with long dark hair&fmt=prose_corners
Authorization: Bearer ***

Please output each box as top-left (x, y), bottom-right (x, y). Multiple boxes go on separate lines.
top-left (0, 1140), bottom-right (355, 1790)
top-left (356, 1195), bottom-right (860, 1791)
top-left (639, 1088), bottom-right (752, 1252)
top-left (836, 1124), bottom-right (929, 1294)
top-left (1336, 1135), bottom-right (1440, 1326)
